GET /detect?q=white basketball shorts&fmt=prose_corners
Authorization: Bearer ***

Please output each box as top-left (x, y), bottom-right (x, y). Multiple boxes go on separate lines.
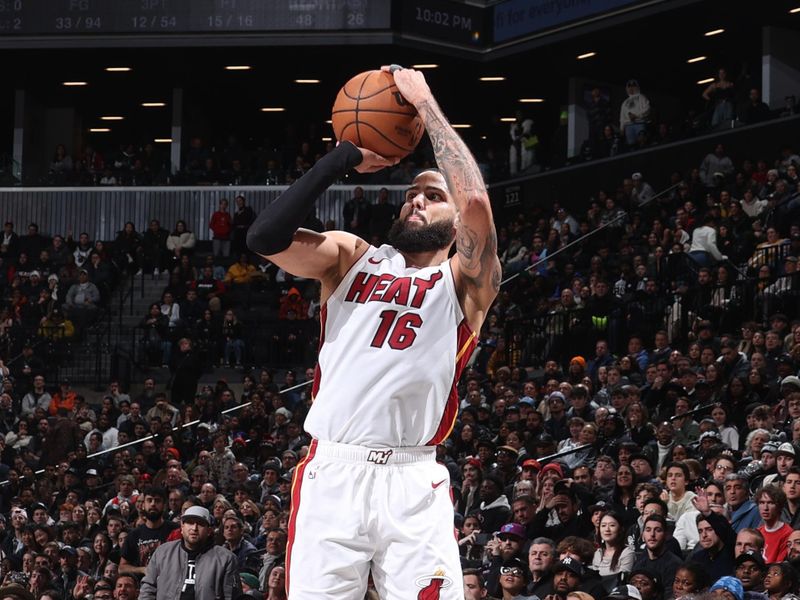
top-left (286, 439), bottom-right (464, 599)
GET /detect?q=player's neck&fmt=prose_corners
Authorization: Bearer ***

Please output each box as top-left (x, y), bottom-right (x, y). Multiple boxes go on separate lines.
top-left (399, 248), bottom-right (449, 269)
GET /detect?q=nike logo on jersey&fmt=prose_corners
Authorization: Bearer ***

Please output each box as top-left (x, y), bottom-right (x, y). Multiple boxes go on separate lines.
top-left (431, 479), bottom-right (447, 490)
top-left (368, 257), bottom-right (390, 264)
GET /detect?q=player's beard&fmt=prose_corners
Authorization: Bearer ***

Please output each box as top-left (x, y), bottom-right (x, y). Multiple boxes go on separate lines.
top-left (388, 217), bottom-right (455, 254)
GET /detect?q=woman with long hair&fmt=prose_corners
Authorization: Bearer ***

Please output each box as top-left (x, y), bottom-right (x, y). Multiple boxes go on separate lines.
top-left (71, 504), bottom-right (89, 539)
top-left (266, 564), bottom-right (287, 600)
top-left (140, 302), bottom-right (171, 367)
top-left (591, 510), bottom-right (635, 576)
top-left (457, 458), bottom-right (483, 517)
top-left (166, 220), bottom-right (196, 263)
top-left (90, 532), bottom-right (114, 580)
top-left (173, 254), bottom-right (197, 286)
top-left (114, 221), bottom-right (143, 276)
top-left (457, 512), bottom-right (485, 569)
top-left (710, 403), bottom-right (740, 450)
top-left (453, 423), bottom-right (479, 461)
top-left (748, 366), bottom-right (772, 403)
top-left (610, 464), bottom-right (637, 525)
top-left (703, 363), bottom-right (724, 399)
top-left (687, 343), bottom-right (702, 368)
top-left (239, 499), bottom-right (261, 532)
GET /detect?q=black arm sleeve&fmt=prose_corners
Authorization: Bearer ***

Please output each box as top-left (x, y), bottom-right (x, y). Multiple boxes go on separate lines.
top-left (246, 142), bottom-right (363, 256)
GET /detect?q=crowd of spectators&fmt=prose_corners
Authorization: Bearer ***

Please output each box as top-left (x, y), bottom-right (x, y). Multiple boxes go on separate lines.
top-left (41, 70), bottom-right (800, 187)
top-left (514, 78), bottom-right (799, 175)
top-left (0, 122), bottom-right (799, 600)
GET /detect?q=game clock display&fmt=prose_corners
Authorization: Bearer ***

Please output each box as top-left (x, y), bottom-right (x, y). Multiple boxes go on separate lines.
top-left (0, 0), bottom-right (390, 35)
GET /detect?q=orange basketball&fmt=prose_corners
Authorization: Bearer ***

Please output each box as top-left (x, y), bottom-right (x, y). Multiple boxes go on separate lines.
top-left (331, 70), bottom-right (424, 161)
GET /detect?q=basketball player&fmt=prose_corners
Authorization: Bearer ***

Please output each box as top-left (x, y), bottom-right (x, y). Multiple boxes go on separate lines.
top-left (247, 66), bottom-right (499, 600)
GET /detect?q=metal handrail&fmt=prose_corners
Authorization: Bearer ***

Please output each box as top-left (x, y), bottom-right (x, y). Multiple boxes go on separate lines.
top-left (0, 379), bottom-right (312, 487)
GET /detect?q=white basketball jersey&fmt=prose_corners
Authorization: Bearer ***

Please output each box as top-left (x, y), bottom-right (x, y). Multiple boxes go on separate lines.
top-left (304, 244), bottom-right (477, 448)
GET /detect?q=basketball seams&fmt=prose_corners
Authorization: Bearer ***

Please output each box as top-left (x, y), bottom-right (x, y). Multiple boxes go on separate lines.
top-left (331, 108), bottom-right (417, 116)
top-left (355, 71), bottom-right (375, 147)
top-left (332, 69), bottom-right (421, 160)
top-left (357, 121), bottom-right (413, 152)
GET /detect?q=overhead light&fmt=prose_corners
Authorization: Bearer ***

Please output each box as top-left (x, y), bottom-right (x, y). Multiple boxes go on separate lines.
top-left (519, 98), bottom-right (544, 103)
top-left (141, 102), bottom-right (166, 107)
top-left (321, 137), bottom-right (332, 141)
top-left (325, 120), bottom-right (332, 124)
top-left (89, 128), bottom-right (110, 132)
top-left (100, 116), bottom-right (124, 121)
top-left (704, 28), bottom-right (724, 36)
top-left (154, 138), bottom-right (172, 143)
top-left (479, 76), bottom-right (505, 81)
top-left (687, 56), bottom-right (707, 64)
top-left (697, 77), bottom-right (715, 84)
top-left (451, 124), bottom-right (471, 129)
top-left (411, 64), bottom-right (438, 69)
top-left (577, 51), bottom-right (596, 59)
top-left (499, 117), bottom-right (517, 122)
top-left (790, 6), bottom-right (800, 12)
top-left (63, 81), bottom-right (87, 86)
top-left (294, 79), bottom-right (320, 84)
top-left (225, 65), bottom-right (251, 71)
top-left (260, 107), bottom-right (286, 112)
top-left (105, 67), bottom-right (131, 72)
top-left (480, 135), bottom-right (487, 140)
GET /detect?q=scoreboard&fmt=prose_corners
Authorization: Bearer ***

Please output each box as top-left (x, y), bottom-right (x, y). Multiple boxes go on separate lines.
top-left (0, 0), bottom-right (391, 35)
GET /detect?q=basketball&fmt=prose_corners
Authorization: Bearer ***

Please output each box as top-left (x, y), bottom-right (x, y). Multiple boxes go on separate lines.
top-left (331, 70), bottom-right (424, 161)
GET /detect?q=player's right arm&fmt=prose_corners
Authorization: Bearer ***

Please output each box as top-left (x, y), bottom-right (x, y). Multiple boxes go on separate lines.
top-left (246, 142), bottom-right (393, 291)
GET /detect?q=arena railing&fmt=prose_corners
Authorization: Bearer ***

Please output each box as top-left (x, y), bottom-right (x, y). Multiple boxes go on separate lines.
top-left (0, 378), bottom-right (314, 488)
top-left (0, 185), bottom-right (407, 243)
top-left (503, 274), bottom-right (798, 366)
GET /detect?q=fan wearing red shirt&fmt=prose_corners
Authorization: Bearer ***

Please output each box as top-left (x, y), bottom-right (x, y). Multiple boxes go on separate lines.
top-left (756, 485), bottom-right (793, 563)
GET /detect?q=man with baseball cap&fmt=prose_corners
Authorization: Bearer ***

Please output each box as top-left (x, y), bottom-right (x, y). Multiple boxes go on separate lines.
top-left (552, 557), bottom-right (585, 597)
top-left (734, 550), bottom-right (766, 593)
top-left (486, 524), bottom-right (528, 597)
top-left (140, 506), bottom-right (241, 600)
top-left (607, 584), bottom-right (643, 600)
top-left (764, 443), bottom-right (797, 486)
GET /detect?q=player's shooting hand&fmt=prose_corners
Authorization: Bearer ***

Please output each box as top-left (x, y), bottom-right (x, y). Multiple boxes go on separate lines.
top-left (382, 65), bottom-right (432, 107)
top-left (353, 146), bottom-right (397, 173)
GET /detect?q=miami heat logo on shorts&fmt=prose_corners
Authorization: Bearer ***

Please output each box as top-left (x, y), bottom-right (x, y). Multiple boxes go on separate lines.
top-left (415, 570), bottom-right (452, 600)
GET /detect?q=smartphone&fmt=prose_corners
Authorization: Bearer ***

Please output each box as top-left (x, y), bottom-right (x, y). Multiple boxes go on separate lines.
top-left (473, 533), bottom-right (491, 545)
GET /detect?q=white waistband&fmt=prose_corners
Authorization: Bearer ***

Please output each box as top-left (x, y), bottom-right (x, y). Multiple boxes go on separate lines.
top-left (312, 439), bottom-right (436, 465)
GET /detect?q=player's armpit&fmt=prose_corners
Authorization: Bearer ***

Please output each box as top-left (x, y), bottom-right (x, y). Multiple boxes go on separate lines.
top-left (258, 229), bottom-right (368, 294)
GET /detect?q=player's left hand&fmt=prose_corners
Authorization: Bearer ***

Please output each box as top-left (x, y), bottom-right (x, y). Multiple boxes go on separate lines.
top-left (351, 144), bottom-right (397, 173)
top-left (382, 65), bottom-right (432, 107)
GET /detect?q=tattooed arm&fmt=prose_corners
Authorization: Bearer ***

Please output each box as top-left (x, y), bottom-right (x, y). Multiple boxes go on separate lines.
top-left (391, 67), bottom-right (500, 324)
